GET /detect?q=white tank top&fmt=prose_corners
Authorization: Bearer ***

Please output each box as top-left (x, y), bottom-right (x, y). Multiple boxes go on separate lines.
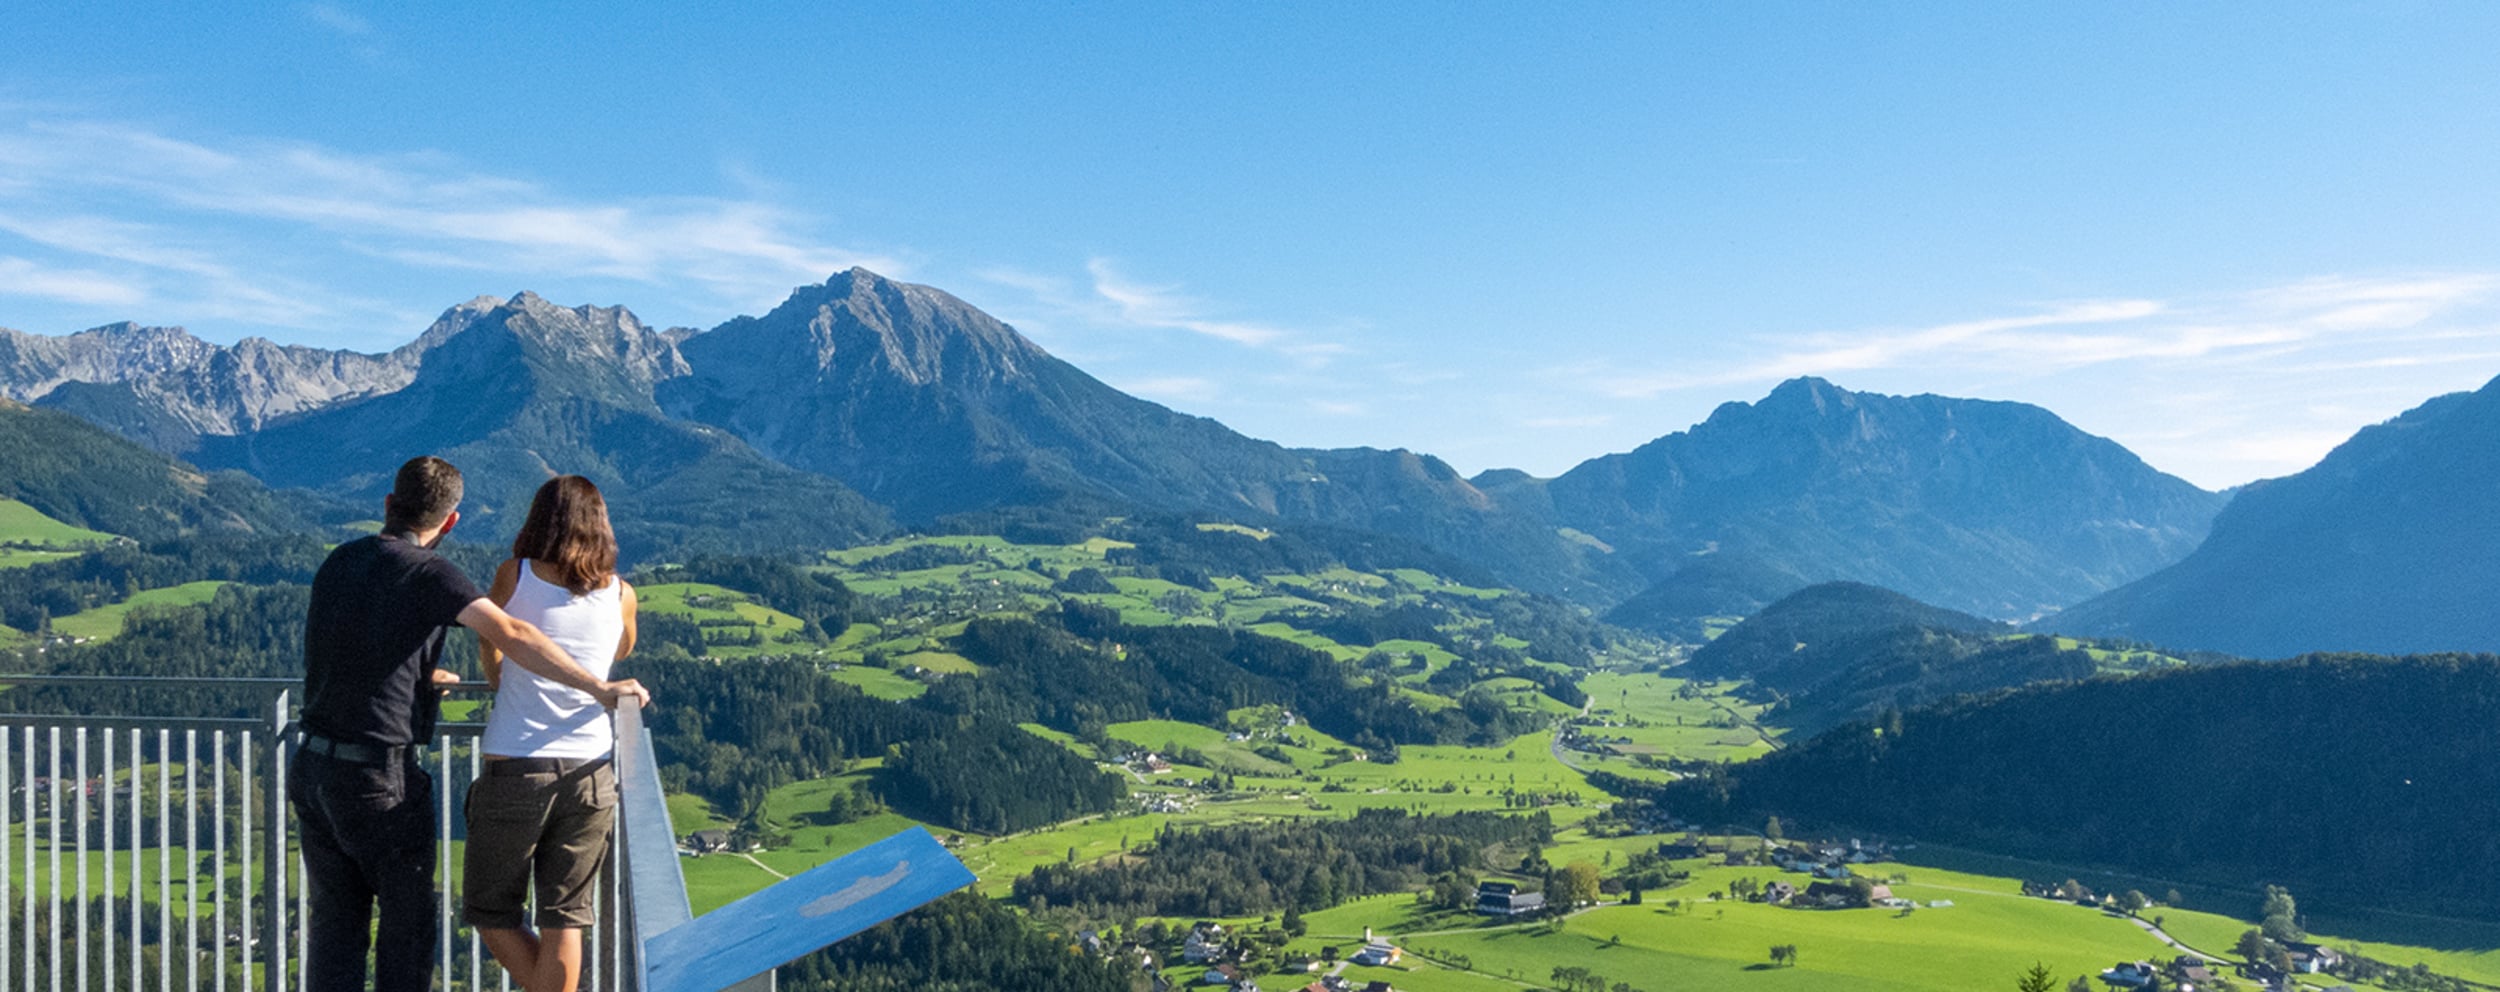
top-left (482, 560), bottom-right (624, 759)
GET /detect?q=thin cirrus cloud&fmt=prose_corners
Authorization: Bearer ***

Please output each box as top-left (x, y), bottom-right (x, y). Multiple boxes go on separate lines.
top-left (1593, 274), bottom-right (2500, 400)
top-left (1575, 272), bottom-right (2500, 488)
top-left (981, 259), bottom-right (1348, 365)
top-left (0, 117), bottom-right (901, 334)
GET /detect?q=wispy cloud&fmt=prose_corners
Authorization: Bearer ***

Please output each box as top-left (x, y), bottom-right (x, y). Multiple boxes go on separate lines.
top-left (1572, 272), bottom-right (2500, 487)
top-left (300, 3), bottom-right (373, 36)
top-left (1524, 414), bottom-right (1612, 429)
top-left (1114, 376), bottom-right (1220, 401)
top-left (0, 256), bottom-right (144, 307)
top-left (1594, 275), bottom-right (2500, 402)
top-left (0, 117), bottom-right (902, 333)
top-left (979, 259), bottom-right (1348, 365)
top-left (298, 3), bottom-right (386, 64)
top-left (1087, 260), bottom-right (1289, 347)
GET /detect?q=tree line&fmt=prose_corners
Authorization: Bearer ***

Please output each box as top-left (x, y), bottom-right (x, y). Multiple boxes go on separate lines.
top-left (1011, 808), bottom-right (1553, 919)
top-left (1660, 652), bottom-right (2500, 916)
top-left (936, 603), bottom-right (1545, 757)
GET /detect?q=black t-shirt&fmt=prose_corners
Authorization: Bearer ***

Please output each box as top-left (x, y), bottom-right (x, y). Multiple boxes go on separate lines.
top-left (301, 533), bottom-right (485, 746)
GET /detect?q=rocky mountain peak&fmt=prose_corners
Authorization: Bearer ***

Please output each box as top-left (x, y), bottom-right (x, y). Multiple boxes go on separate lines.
top-left (704, 268), bottom-right (1047, 387)
top-left (412, 292), bottom-right (688, 408)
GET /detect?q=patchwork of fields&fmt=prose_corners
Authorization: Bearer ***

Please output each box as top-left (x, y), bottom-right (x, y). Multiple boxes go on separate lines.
top-left (6, 519), bottom-right (2492, 992)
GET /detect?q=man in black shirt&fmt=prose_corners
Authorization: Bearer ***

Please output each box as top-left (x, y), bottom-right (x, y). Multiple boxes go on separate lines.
top-left (296, 456), bottom-right (647, 992)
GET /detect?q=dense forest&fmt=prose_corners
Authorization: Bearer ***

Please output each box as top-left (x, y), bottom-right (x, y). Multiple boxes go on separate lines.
top-left (0, 581), bottom-right (312, 720)
top-left (0, 400), bottom-right (308, 541)
top-left (936, 603), bottom-right (1547, 756)
top-left (1661, 653), bottom-right (2500, 915)
top-left (622, 654), bottom-right (1122, 834)
top-left (1753, 627), bottom-right (2100, 734)
top-left (776, 891), bottom-right (1139, 992)
top-left (1012, 808), bottom-right (1553, 918)
top-left (0, 533), bottom-right (328, 632)
top-left (1685, 581), bottom-right (2005, 681)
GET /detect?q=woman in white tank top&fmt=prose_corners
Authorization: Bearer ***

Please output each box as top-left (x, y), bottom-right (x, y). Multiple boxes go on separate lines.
top-left (465, 475), bottom-right (639, 992)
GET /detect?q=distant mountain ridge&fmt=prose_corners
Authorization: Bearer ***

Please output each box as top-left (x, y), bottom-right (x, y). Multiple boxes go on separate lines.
top-left (194, 292), bottom-right (890, 555)
top-left (2046, 373), bottom-right (2500, 656)
top-left (1524, 377), bottom-right (2227, 621)
top-left (0, 319), bottom-right (440, 453)
top-left (2, 272), bottom-right (2227, 616)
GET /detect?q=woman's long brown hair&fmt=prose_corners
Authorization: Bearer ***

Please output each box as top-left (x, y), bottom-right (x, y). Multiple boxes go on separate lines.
top-left (511, 475), bottom-right (617, 595)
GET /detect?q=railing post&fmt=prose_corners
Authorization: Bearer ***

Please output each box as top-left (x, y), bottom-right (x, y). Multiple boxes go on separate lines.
top-left (265, 689), bottom-right (290, 992)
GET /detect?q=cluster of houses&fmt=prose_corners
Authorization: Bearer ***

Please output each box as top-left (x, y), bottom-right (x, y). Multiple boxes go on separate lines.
top-left (1475, 880), bottom-right (1546, 916)
top-left (1161, 922), bottom-right (1405, 992)
top-left (2097, 945), bottom-right (2347, 988)
top-left (1767, 837), bottom-right (1900, 871)
top-left (1291, 979), bottom-right (1397, 992)
top-left (2100, 958), bottom-right (2222, 990)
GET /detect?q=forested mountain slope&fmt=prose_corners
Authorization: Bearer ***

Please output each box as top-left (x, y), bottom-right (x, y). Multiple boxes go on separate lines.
top-left (1665, 653), bottom-right (2500, 915)
top-left (2047, 372), bottom-right (2500, 656)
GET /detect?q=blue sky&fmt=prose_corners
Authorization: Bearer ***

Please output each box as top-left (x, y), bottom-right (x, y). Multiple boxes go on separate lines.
top-left (3, 3), bottom-right (2498, 488)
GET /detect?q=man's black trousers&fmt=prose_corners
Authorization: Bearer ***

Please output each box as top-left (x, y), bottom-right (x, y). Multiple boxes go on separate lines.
top-left (289, 749), bottom-right (438, 992)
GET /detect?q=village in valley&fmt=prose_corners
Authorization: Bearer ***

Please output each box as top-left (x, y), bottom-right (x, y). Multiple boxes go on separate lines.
top-left (625, 532), bottom-right (2489, 992)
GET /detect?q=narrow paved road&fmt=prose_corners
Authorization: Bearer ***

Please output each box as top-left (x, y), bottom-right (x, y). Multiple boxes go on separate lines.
top-left (740, 851), bottom-right (789, 880)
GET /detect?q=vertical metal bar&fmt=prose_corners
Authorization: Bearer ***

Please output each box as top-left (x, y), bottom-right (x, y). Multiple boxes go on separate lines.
top-left (131, 729), bottom-right (143, 992)
top-left (216, 728), bottom-right (228, 992)
top-left (186, 728), bottom-right (199, 992)
top-left (159, 727), bottom-right (171, 992)
top-left (104, 726), bottom-right (116, 992)
top-left (241, 731), bottom-right (254, 992)
top-left (439, 741), bottom-right (452, 987)
top-left (264, 691), bottom-right (288, 992)
top-left (294, 851), bottom-right (306, 992)
top-left (48, 726), bottom-right (61, 992)
top-left (23, 725), bottom-right (36, 992)
top-left (0, 724), bottom-right (10, 990)
top-left (77, 728), bottom-right (90, 992)
top-left (468, 744), bottom-right (482, 992)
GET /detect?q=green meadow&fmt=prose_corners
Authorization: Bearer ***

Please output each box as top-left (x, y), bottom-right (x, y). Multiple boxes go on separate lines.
top-left (635, 581), bottom-right (811, 658)
top-left (49, 580), bottom-right (230, 641)
top-left (0, 498), bottom-right (117, 546)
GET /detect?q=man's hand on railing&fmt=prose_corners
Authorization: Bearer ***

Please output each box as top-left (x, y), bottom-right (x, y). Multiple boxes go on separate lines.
top-left (595, 678), bottom-right (651, 710)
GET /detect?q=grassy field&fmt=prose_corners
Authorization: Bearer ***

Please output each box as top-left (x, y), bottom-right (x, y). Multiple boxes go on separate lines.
top-left (0, 547), bottom-right (84, 569)
top-left (49, 580), bottom-right (229, 641)
top-left (1571, 672), bottom-right (1779, 781)
top-left (825, 663), bottom-right (928, 700)
top-left (1361, 864), bottom-right (2177, 992)
top-left (636, 582), bottom-right (812, 658)
top-left (0, 498), bottom-right (117, 546)
top-left (0, 498), bottom-right (116, 570)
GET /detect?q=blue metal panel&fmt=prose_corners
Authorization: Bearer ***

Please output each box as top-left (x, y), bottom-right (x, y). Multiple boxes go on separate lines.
top-left (642, 828), bottom-right (973, 992)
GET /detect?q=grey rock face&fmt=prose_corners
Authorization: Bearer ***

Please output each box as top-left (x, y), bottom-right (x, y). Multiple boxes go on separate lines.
top-left (0, 311), bottom-right (472, 451)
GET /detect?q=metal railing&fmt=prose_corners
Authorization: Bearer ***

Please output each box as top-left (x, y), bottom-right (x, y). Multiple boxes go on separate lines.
top-left (0, 674), bottom-right (640, 992)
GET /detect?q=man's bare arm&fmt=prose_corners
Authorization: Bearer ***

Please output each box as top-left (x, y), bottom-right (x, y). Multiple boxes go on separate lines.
top-left (456, 598), bottom-right (650, 708)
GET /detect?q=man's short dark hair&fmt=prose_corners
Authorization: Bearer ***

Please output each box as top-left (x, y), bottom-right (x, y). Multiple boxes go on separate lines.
top-left (385, 456), bottom-right (463, 533)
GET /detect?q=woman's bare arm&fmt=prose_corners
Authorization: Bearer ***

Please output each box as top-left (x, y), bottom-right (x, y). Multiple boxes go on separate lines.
top-left (480, 558), bottom-right (519, 691)
top-left (615, 580), bottom-right (638, 661)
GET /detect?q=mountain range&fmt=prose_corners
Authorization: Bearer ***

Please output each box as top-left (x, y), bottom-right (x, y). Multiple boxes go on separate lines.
top-left (2044, 372), bottom-right (2500, 656)
top-left (16, 266), bottom-right (2453, 650)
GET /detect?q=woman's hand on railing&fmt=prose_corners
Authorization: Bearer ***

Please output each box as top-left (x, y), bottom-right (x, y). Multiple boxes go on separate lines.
top-left (595, 678), bottom-right (651, 710)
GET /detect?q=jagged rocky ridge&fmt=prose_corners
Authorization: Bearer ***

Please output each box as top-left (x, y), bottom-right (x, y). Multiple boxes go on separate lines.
top-left (3, 270), bottom-right (2229, 619)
